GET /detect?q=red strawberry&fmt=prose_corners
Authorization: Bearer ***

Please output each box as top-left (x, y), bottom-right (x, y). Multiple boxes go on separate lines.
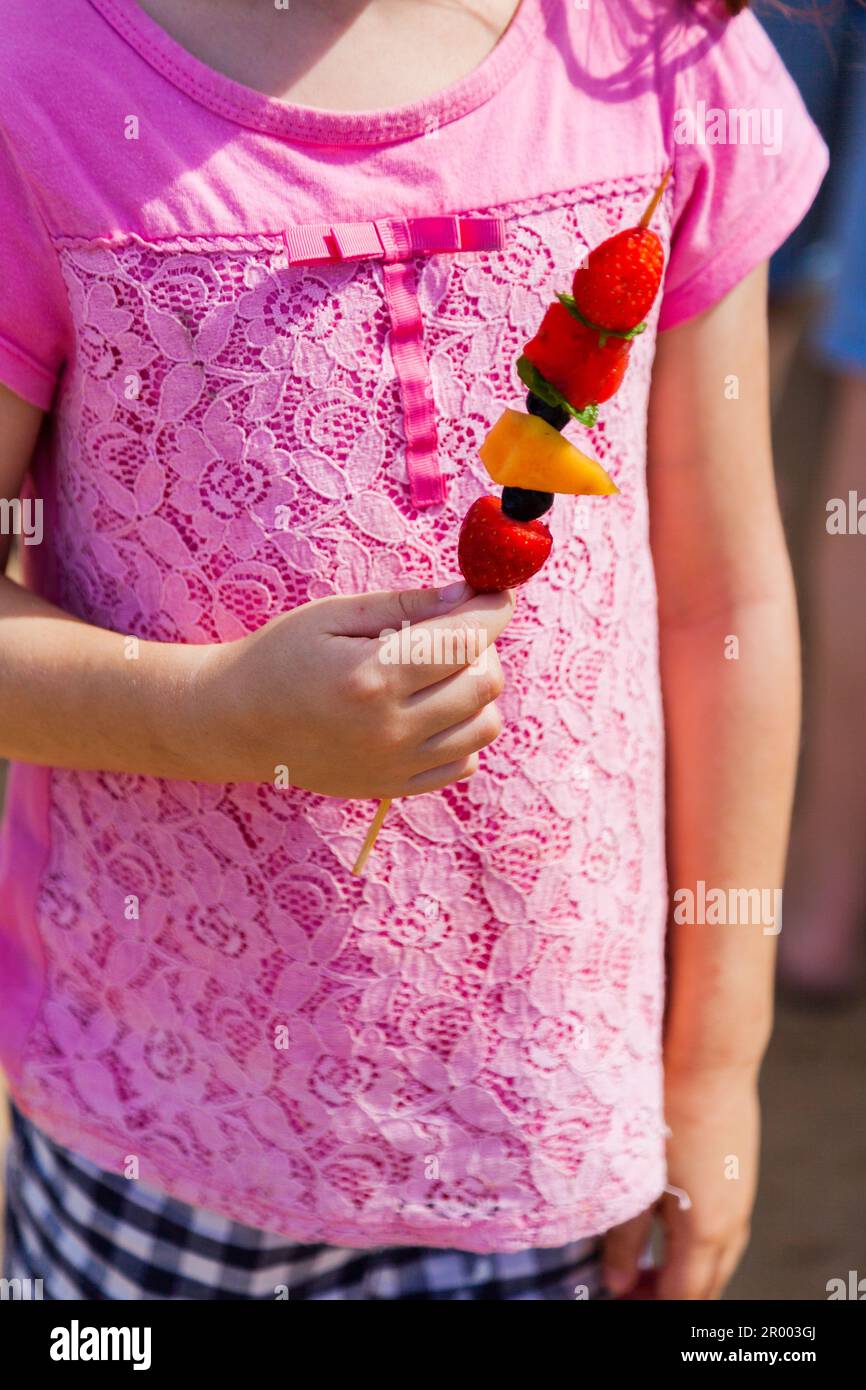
top-left (523, 303), bottom-right (631, 410)
top-left (558, 324), bottom-right (631, 409)
top-left (458, 495), bottom-right (552, 592)
top-left (569, 172), bottom-right (670, 333)
top-left (570, 226), bottom-right (665, 333)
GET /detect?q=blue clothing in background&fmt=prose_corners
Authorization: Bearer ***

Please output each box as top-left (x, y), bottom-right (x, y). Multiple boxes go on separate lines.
top-left (758, 0), bottom-right (866, 371)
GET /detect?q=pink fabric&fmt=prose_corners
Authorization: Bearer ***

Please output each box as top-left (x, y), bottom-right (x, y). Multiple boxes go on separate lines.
top-left (380, 252), bottom-right (444, 506)
top-left (0, 0), bottom-right (826, 1251)
top-left (283, 215), bottom-right (506, 505)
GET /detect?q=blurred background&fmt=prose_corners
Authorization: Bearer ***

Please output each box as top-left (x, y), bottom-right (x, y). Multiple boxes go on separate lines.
top-left (1, 0), bottom-right (864, 1300)
top-left (729, 0), bottom-right (866, 1298)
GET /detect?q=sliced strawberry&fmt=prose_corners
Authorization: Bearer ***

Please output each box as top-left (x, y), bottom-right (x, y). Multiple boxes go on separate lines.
top-left (458, 495), bottom-right (552, 592)
top-left (523, 303), bottom-right (631, 410)
top-left (558, 329), bottom-right (631, 409)
top-left (522, 301), bottom-right (583, 386)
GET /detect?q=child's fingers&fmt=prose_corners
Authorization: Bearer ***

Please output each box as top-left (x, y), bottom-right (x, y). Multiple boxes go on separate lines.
top-left (402, 753), bottom-right (480, 796)
top-left (601, 1208), bottom-right (654, 1297)
top-left (655, 1187), bottom-right (751, 1300)
top-left (385, 590), bottom-right (516, 694)
top-left (406, 648), bottom-right (504, 735)
top-left (655, 1220), bottom-right (750, 1300)
top-left (712, 1230), bottom-right (750, 1299)
top-left (320, 581), bottom-right (473, 638)
top-left (655, 1235), bottom-right (723, 1301)
top-left (321, 584), bottom-right (514, 694)
top-left (415, 704), bottom-right (503, 769)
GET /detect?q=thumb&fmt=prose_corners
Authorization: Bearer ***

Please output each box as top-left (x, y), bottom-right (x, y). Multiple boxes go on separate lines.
top-left (602, 1209), bottom-right (655, 1298)
top-left (323, 580), bottom-right (472, 638)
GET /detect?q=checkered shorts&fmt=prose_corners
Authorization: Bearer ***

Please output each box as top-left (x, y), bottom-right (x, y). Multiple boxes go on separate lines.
top-left (2, 1106), bottom-right (604, 1300)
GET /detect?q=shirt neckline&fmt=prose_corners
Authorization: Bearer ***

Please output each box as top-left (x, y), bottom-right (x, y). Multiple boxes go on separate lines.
top-left (86, 0), bottom-right (551, 146)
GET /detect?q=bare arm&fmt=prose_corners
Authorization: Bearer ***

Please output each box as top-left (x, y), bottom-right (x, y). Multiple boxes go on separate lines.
top-left (650, 264), bottom-right (799, 1075)
top-left (603, 265), bottom-right (800, 1301)
top-left (0, 384), bottom-right (208, 778)
top-left (0, 382), bottom-right (508, 795)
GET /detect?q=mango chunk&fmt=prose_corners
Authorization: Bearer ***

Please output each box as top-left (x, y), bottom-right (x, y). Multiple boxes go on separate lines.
top-left (479, 409), bottom-right (618, 496)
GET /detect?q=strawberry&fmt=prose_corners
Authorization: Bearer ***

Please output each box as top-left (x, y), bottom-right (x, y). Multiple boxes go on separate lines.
top-left (570, 226), bottom-right (665, 333)
top-left (458, 495), bottom-right (552, 592)
top-left (522, 303), bottom-right (631, 410)
top-left (558, 325), bottom-right (631, 409)
top-left (522, 301), bottom-right (582, 385)
top-left (569, 171), bottom-right (670, 332)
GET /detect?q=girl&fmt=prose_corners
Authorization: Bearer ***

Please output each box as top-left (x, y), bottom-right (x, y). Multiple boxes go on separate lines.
top-left (0, 0), bottom-right (826, 1299)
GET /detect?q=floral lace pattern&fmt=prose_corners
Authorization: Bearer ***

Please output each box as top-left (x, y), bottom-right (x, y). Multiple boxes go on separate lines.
top-left (16, 177), bottom-right (670, 1249)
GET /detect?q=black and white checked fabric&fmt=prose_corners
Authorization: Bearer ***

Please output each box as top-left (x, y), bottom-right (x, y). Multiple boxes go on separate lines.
top-left (2, 1105), bottom-right (604, 1300)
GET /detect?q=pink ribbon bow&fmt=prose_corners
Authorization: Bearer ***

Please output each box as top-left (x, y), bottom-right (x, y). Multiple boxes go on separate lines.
top-left (284, 215), bottom-right (507, 507)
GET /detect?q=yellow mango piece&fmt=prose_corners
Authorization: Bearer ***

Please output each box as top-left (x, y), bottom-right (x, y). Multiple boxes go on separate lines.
top-left (479, 408), bottom-right (618, 496)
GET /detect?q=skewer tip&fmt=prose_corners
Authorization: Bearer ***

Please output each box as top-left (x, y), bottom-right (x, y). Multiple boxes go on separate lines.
top-left (351, 798), bottom-right (392, 876)
top-left (639, 167), bottom-right (672, 229)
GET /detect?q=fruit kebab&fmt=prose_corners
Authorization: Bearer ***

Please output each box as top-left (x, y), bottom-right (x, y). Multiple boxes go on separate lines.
top-left (351, 171), bottom-right (670, 875)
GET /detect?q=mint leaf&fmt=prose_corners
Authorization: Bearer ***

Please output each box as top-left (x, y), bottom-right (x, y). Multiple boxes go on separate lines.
top-left (556, 292), bottom-right (646, 342)
top-left (517, 356), bottom-right (599, 428)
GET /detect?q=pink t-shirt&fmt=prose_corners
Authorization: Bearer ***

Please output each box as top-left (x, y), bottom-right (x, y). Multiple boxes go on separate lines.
top-left (0, 0), bottom-right (826, 1251)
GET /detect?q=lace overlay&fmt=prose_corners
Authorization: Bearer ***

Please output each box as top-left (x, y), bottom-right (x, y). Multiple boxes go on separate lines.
top-left (18, 178), bottom-right (670, 1248)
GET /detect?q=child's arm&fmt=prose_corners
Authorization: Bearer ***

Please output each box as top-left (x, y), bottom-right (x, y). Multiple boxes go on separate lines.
top-left (604, 264), bottom-right (800, 1300)
top-left (0, 383), bottom-right (510, 797)
top-left (0, 386), bottom-right (213, 779)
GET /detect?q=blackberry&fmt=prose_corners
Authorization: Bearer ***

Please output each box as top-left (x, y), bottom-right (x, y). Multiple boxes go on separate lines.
top-left (501, 487), bottom-right (554, 521)
top-left (526, 391), bottom-right (570, 432)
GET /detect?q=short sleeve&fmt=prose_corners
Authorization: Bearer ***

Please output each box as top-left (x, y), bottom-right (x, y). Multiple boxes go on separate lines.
top-left (659, 9), bottom-right (829, 331)
top-left (0, 122), bottom-right (70, 409)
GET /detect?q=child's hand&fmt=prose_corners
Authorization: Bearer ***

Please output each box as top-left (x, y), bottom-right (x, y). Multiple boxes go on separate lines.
top-left (602, 1063), bottom-right (759, 1300)
top-left (196, 581), bottom-right (514, 797)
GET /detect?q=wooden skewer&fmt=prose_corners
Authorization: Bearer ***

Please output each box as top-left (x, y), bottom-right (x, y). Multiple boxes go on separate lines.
top-left (639, 167), bottom-right (672, 229)
top-left (351, 797), bottom-right (392, 876)
top-left (351, 171), bottom-right (671, 879)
